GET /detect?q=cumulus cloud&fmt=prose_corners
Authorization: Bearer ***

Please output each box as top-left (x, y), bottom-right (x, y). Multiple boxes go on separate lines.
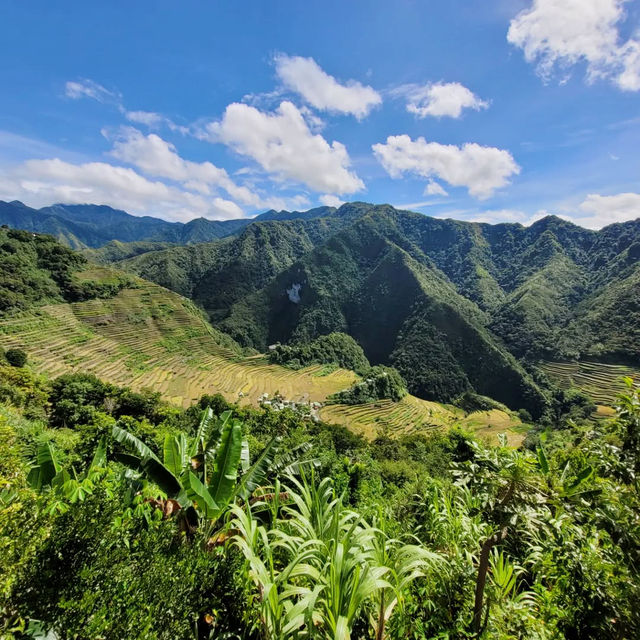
top-left (424, 180), bottom-right (448, 196)
top-left (395, 82), bottom-right (488, 118)
top-left (204, 101), bottom-right (364, 195)
top-left (274, 54), bottom-right (381, 119)
top-left (577, 192), bottom-right (640, 228)
top-left (508, 0), bottom-right (640, 91)
top-left (319, 194), bottom-right (344, 208)
top-left (65, 79), bottom-right (119, 103)
top-left (108, 127), bottom-right (264, 205)
top-left (373, 135), bottom-right (520, 199)
top-left (0, 158), bottom-right (244, 222)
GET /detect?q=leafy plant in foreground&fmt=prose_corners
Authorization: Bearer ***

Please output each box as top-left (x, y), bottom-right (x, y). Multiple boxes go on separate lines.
top-left (112, 407), bottom-right (311, 529)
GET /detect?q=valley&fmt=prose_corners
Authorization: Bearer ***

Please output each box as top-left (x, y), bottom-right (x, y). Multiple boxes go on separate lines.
top-left (0, 269), bottom-right (356, 408)
top-left (0, 265), bottom-right (526, 443)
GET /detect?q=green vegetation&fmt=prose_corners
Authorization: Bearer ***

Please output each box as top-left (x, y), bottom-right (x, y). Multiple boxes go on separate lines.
top-left (0, 200), bottom-right (249, 249)
top-left (540, 360), bottom-right (640, 405)
top-left (1, 360), bottom-right (639, 638)
top-left (330, 365), bottom-right (407, 404)
top-left (0, 207), bottom-right (639, 637)
top-left (4, 348), bottom-right (26, 368)
top-left (0, 275), bottom-right (359, 410)
top-left (7, 202), bottom-right (639, 418)
top-left (0, 228), bottom-right (131, 313)
top-left (268, 332), bottom-right (371, 374)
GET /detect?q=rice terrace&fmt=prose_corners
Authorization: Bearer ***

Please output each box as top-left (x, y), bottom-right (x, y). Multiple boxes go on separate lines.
top-left (2, 2), bottom-right (640, 636)
top-left (0, 268), bottom-right (526, 443)
top-left (540, 360), bottom-right (640, 405)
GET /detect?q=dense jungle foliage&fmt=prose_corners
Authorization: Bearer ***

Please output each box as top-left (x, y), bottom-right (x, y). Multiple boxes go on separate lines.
top-left (0, 228), bottom-right (132, 313)
top-left (267, 333), bottom-right (371, 375)
top-left (1, 358), bottom-right (639, 639)
top-left (329, 365), bottom-right (407, 404)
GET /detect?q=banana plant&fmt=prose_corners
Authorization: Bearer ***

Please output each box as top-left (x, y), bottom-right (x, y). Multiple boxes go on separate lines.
top-left (536, 442), bottom-right (601, 506)
top-left (111, 408), bottom-right (312, 526)
top-left (27, 438), bottom-right (107, 514)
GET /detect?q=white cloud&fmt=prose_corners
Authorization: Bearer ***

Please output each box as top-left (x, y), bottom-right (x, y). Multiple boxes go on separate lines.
top-left (424, 180), bottom-right (448, 196)
top-left (461, 209), bottom-right (551, 225)
top-left (508, 0), bottom-right (640, 91)
top-left (577, 192), bottom-right (640, 228)
top-left (65, 79), bottom-right (119, 103)
top-left (204, 101), bottom-right (364, 195)
top-left (124, 110), bottom-right (190, 135)
top-left (395, 82), bottom-right (488, 118)
top-left (373, 135), bottom-right (520, 199)
top-left (124, 110), bottom-right (165, 127)
top-left (0, 158), bottom-right (244, 222)
top-left (108, 127), bottom-right (262, 205)
top-left (319, 194), bottom-right (344, 208)
top-left (274, 54), bottom-right (381, 119)
top-left (65, 78), bottom-right (189, 133)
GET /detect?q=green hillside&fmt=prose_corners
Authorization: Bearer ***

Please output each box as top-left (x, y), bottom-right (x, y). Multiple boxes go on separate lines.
top-left (0, 243), bottom-right (525, 443)
top-left (0, 271), bottom-right (358, 408)
top-left (93, 201), bottom-right (640, 415)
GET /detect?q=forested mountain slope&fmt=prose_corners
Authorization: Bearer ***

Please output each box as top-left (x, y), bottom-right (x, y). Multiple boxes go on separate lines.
top-left (106, 202), bottom-right (639, 415)
top-left (0, 201), bottom-right (247, 248)
top-left (0, 200), bottom-right (340, 249)
top-left (118, 206), bottom-right (363, 313)
top-left (5, 201), bottom-right (637, 415)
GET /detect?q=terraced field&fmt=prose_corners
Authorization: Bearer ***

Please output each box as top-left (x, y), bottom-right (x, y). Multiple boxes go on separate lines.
top-left (0, 275), bottom-right (356, 408)
top-left (0, 269), bottom-right (526, 443)
top-left (541, 361), bottom-right (640, 405)
top-left (320, 396), bottom-right (526, 446)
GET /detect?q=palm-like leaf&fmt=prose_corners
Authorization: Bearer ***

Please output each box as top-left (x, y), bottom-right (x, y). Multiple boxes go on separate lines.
top-left (183, 470), bottom-right (219, 519)
top-left (163, 432), bottom-right (188, 478)
top-left (208, 418), bottom-right (243, 506)
top-left (237, 436), bottom-right (281, 501)
top-left (139, 456), bottom-right (183, 499)
top-left (90, 436), bottom-right (107, 469)
top-left (190, 406), bottom-right (213, 457)
top-left (26, 441), bottom-right (61, 491)
top-left (112, 424), bottom-right (182, 499)
top-left (112, 424), bottom-right (159, 462)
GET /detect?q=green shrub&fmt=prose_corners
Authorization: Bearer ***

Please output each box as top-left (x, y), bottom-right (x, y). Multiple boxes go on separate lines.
top-left (268, 332), bottom-right (370, 374)
top-left (5, 349), bottom-right (27, 368)
top-left (329, 365), bottom-right (407, 404)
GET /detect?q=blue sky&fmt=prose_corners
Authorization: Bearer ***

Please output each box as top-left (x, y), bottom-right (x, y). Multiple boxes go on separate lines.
top-left (1, 0), bottom-right (639, 228)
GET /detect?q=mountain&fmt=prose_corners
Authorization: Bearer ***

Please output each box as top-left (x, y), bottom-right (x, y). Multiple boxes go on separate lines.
top-left (106, 202), bottom-right (639, 416)
top-left (117, 204), bottom-right (365, 304)
top-left (3, 199), bottom-right (638, 415)
top-left (0, 201), bottom-right (250, 248)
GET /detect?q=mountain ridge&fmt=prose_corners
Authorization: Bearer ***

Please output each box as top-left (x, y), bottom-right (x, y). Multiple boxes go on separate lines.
top-left (2, 199), bottom-right (638, 415)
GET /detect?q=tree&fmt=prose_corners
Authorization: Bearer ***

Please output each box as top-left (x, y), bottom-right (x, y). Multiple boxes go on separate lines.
top-left (5, 348), bottom-right (27, 368)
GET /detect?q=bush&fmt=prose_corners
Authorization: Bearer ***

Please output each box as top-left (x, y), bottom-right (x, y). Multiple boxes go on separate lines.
top-left (456, 391), bottom-right (508, 414)
top-left (268, 332), bottom-right (371, 374)
top-left (5, 348), bottom-right (27, 368)
top-left (329, 365), bottom-right (407, 404)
